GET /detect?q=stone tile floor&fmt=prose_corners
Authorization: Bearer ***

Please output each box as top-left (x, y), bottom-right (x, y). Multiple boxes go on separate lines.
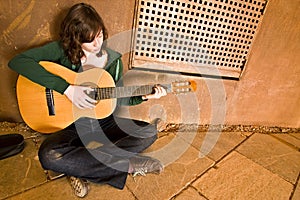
top-left (0, 123), bottom-right (299, 200)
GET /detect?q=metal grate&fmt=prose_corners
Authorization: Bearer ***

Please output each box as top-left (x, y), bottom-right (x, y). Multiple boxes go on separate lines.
top-left (131, 0), bottom-right (267, 78)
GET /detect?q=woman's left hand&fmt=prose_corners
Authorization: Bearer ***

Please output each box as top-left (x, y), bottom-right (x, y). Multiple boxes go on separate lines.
top-left (142, 85), bottom-right (167, 100)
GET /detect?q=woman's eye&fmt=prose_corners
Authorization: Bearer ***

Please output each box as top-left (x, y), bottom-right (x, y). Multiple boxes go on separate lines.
top-left (84, 38), bottom-right (94, 43)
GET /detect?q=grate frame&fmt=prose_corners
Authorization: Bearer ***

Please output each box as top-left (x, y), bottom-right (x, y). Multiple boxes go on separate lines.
top-left (130, 0), bottom-right (268, 78)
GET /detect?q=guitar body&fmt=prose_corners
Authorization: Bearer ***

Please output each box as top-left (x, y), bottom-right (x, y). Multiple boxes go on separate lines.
top-left (16, 61), bottom-right (117, 133)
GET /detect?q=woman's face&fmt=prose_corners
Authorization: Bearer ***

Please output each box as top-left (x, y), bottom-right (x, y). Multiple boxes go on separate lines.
top-left (81, 31), bottom-right (104, 53)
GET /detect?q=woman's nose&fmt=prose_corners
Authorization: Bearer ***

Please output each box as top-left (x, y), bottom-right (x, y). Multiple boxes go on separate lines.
top-left (93, 40), bottom-right (98, 47)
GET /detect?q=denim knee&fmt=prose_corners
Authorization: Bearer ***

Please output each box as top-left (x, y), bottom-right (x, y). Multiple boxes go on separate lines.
top-left (38, 142), bottom-right (62, 170)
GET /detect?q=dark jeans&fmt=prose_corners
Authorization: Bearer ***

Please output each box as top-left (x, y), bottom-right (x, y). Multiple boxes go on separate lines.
top-left (38, 115), bottom-right (157, 189)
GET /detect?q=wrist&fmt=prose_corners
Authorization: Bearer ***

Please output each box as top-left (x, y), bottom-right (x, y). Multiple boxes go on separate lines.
top-left (64, 85), bottom-right (71, 95)
top-left (142, 95), bottom-right (148, 101)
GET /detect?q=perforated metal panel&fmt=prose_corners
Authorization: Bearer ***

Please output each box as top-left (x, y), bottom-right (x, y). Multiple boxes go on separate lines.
top-left (131, 0), bottom-right (267, 78)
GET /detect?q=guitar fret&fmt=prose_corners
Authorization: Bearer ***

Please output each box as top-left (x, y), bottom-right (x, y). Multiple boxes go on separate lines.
top-left (105, 88), bottom-right (112, 99)
top-left (104, 88), bottom-right (108, 99)
top-left (111, 88), bottom-right (116, 98)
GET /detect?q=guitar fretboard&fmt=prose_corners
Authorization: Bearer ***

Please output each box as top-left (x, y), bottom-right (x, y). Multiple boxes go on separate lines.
top-left (92, 84), bottom-right (171, 100)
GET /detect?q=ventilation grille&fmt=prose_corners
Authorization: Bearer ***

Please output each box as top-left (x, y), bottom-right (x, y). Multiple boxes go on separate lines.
top-left (131, 0), bottom-right (267, 78)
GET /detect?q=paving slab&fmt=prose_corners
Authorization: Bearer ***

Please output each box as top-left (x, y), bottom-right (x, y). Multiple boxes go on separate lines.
top-left (5, 178), bottom-right (71, 200)
top-left (172, 186), bottom-right (207, 200)
top-left (292, 179), bottom-right (300, 200)
top-left (126, 132), bottom-right (214, 200)
top-left (0, 133), bottom-right (47, 200)
top-left (271, 133), bottom-right (300, 150)
top-left (173, 187), bottom-right (206, 200)
top-left (290, 133), bottom-right (300, 140)
top-left (177, 131), bottom-right (249, 161)
top-left (192, 151), bottom-right (293, 200)
top-left (237, 133), bottom-right (300, 184)
top-left (6, 177), bottom-right (135, 200)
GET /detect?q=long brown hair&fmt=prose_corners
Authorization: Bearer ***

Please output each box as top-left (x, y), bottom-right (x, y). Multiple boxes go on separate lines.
top-left (60, 3), bottom-right (108, 65)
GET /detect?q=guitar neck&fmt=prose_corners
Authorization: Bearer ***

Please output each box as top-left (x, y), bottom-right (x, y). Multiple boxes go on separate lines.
top-left (92, 84), bottom-right (171, 100)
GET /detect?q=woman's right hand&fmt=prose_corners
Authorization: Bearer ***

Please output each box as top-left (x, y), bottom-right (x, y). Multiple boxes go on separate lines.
top-left (64, 85), bottom-right (97, 109)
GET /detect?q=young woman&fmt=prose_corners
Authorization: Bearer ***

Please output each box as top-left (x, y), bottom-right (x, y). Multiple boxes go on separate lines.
top-left (9, 3), bottom-right (166, 198)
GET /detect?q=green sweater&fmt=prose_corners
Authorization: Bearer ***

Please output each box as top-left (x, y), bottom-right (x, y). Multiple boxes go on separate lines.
top-left (8, 41), bottom-right (144, 106)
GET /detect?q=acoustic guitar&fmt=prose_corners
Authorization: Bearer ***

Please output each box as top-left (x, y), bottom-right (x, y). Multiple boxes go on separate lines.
top-left (16, 61), bottom-right (196, 133)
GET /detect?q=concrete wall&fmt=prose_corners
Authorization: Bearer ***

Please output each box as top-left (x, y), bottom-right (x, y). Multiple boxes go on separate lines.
top-left (226, 0), bottom-right (300, 127)
top-left (0, 0), bottom-right (135, 121)
top-left (1, 0), bottom-right (299, 128)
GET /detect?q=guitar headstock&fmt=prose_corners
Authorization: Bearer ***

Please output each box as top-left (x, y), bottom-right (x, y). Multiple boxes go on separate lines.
top-left (171, 80), bottom-right (197, 94)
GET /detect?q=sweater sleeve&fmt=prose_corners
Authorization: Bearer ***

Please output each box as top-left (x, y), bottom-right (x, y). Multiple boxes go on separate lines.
top-left (8, 41), bottom-right (70, 94)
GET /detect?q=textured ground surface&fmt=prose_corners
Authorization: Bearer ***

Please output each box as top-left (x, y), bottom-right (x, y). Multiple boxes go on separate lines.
top-left (0, 122), bottom-right (299, 200)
